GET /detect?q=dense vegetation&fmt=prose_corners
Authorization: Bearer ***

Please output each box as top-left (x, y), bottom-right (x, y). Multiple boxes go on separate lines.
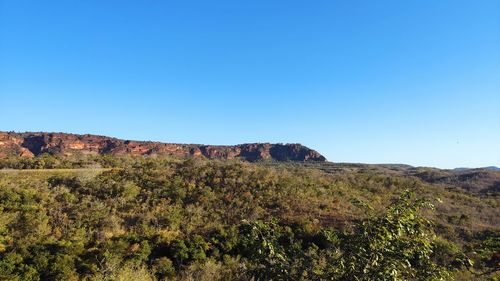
top-left (0, 155), bottom-right (498, 280)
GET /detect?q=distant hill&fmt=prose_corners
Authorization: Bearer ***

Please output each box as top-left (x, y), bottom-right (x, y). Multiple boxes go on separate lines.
top-left (454, 166), bottom-right (500, 171)
top-left (0, 131), bottom-right (326, 162)
top-left (483, 166), bottom-right (500, 171)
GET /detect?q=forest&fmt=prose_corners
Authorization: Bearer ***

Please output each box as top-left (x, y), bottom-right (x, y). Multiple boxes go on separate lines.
top-left (0, 155), bottom-right (498, 280)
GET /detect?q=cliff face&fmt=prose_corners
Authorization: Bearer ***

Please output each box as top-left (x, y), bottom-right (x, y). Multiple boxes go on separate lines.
top-left (0, 132), bottom-right (326, 162)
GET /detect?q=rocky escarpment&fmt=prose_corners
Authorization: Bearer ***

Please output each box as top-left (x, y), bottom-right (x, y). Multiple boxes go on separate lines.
top-left (0, 132), bottom-right (326, 162)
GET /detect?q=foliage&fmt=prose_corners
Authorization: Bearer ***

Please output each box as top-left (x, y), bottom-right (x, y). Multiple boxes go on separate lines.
top-left (0, 157), bottom-right (498, 280)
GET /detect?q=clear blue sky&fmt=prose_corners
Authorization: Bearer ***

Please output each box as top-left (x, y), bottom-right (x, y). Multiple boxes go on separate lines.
top-left (1, 0), bottom-right (499, 168)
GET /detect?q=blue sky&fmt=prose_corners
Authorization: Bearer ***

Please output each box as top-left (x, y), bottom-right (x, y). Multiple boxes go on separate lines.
top-left (1, 0), bottom-right (499, 168)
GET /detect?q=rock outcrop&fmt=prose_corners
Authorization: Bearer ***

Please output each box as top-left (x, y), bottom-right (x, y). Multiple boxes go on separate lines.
top-left (0, 132), bottom-right (326, 162)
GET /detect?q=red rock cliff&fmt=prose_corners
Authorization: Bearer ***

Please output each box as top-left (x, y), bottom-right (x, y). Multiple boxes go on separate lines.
top-left (0, 132), bottom-right (326, 162)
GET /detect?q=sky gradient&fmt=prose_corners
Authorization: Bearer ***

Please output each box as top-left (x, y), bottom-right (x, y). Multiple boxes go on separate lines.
top-left (1, 0), bottom-right (499, 168)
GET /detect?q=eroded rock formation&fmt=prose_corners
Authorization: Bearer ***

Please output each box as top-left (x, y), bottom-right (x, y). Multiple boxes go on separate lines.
top-left (0, 132), bottom-right (326, 162)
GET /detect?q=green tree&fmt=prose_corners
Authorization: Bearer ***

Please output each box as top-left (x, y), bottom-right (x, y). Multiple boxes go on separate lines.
top-left (338, 191), bottom-right (451, 281)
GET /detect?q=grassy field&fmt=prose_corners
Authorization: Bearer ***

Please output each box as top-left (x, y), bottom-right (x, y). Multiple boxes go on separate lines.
top-left (0, 168), bottom-right (111, 174)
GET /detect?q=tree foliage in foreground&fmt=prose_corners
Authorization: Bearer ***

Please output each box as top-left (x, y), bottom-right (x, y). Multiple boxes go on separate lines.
top-left (238, 191), bottom-right (452, 280)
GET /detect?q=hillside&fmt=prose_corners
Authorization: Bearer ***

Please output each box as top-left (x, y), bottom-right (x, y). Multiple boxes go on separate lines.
top-left (1, 133), bottom-right (499, 280)
top-left (0, 131), bottom-right (325, 162)
top-left (0, 156), bottom-right (499, 280)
